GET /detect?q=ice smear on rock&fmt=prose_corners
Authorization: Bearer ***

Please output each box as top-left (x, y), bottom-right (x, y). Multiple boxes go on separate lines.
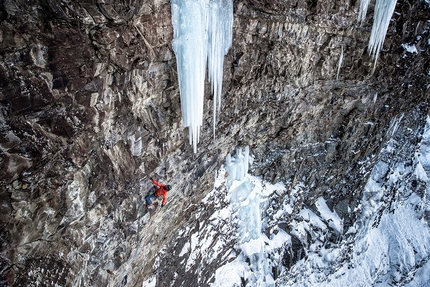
top-left (359, 0), bottom-right (398, 69)
top-left (171, 0), bottom-right (233, 152)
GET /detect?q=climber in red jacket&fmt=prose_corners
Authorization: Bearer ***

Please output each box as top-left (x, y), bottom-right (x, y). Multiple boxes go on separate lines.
top-left (145, 178), bottom-right (172, 207)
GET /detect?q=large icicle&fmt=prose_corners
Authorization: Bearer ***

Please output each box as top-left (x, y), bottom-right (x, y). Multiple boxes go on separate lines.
top-left (171, 0), bottom-right (233, 152)
top-left (171, 0), bottom-right (208, 153)
top-left (368, 0), bottom-right (397, 69)
top-left (359, 0), bottom-right (398, 70)
top-left (358, 0), bottom-right (371, 24)
top-left (207, 0), bottom-right (233, 137)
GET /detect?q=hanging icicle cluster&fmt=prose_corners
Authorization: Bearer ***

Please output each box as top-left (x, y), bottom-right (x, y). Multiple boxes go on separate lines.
top-left (171, 0), bottom-right (233, 153)
top-left (359, 0), bottom-right (398, 70)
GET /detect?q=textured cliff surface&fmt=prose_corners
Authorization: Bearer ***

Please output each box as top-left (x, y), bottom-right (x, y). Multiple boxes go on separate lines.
top-left (0, 0), bottom-right (429, 286)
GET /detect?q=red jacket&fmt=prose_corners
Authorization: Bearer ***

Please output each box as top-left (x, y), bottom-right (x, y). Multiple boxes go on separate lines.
top-left (152, 179), bottom-right (169, 205)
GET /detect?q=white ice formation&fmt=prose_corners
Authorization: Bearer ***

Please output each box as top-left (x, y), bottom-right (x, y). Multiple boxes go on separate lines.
top-left (219, 146), bottom-right (288, 287)
top-left (358, 0), bottom-right (371, 24)
top-left (163, 114), bottom-right (430, 286)
top-left (225, 146), bottom-right (249, 182)
top-left (336, 45), bottom-right (344, 80)
top-left (207, 0), bottom-right (233, 137)
top-left (359, 0), bottom-right (398, 69)
top-left (171, 0), bottom-right (233, 152)
top-left (171, 0), bottom-right (207, 153)
top-left (209, 120), bottom-right (430, 286)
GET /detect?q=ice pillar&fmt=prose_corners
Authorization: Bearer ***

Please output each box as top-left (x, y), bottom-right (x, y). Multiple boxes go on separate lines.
top-left (225, 147), bottom-right (272, 286)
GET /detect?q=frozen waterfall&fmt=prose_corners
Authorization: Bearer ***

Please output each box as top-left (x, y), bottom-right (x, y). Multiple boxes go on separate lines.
top-left (171, 0), bottom-right (233, 152)
top-left (359, 0), bottom-right (398, 69)
top-left (220, 147), bottom-right (282, 287)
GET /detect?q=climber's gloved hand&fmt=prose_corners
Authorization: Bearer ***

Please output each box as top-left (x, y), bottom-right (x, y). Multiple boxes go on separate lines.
top-left (150, 177), bottom-right (153, 181)
top-left (161, 204), bottom-right (165, 208)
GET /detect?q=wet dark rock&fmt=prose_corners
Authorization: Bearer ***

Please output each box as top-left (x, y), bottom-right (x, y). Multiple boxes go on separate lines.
top-left (282, 234), bottom-right (306, 270)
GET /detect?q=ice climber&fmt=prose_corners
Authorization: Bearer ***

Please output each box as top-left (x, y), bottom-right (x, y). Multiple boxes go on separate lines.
top-left (145, 178), bottom-right (172, 207)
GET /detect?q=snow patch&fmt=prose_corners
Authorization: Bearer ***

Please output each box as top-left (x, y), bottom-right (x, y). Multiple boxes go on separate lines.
top-left (179, 242), bottom-right (190, 257)
top-left (211, 258), bottom-right (248, 287)
top-left (142, 275), bottom-right (156, 287)
top-left (402, 43), bottom-right (418, 54)
top-left (315, 197), bottom-right (343, 234)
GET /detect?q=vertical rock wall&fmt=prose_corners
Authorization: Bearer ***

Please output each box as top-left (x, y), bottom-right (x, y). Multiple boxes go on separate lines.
top-left (0, 0), bottom-right (429, 286)
top-left (0, 1), bottom-right (197, 286)
top-left (149, 1), bottom-right (430, 286)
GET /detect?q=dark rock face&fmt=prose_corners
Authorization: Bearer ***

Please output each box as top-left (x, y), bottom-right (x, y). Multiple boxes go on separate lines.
top-left (0, 0), bottom-right (429, 286)
top-left (0, 1), bottom-right (184, 286)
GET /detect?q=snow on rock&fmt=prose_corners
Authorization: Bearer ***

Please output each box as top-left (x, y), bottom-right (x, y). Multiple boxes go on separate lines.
top-left (402, 43), bottom-right (418, 54)
top-left (142, 276), bottom-right (156, 287)
top-left (404, 259), bottom-right (430, 287)
top-left (146, 113), bottom-right (430, 287)
top-left (315, 197), bottom-right (343, 235)
top-left (276, 114), bottom-right (430, 286)
top-left (212, 259), bottom-right (248, 287)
